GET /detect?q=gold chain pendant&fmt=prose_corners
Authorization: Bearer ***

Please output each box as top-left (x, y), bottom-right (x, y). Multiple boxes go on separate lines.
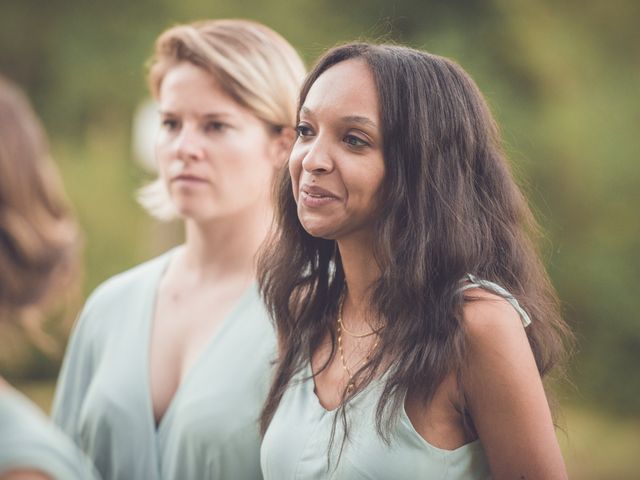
top-left (346, 382), bottom-right (356, 394)
top-left (337, 294), bottom-right (381, 396)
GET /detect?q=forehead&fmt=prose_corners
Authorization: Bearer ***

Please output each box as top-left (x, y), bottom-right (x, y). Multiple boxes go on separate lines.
top-left (160, 63), bottom-right (217, 96)
top-left (158, 62), bottom-right (242, 112)
top-left (302, 59), bottom-right (379, 123)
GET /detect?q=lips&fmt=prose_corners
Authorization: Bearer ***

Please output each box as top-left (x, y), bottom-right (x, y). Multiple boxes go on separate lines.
top-left (171, 174), bottom-right (208, 183)
top-left (300, 183), bottom-right (340, 207)
top-left (301, 184), bottom-right (339, 199)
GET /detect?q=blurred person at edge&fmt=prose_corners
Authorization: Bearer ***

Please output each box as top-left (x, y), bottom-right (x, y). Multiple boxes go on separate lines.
top-left (258, 43), bottom-right (573, 480)
top-left (0, 75), bottom-right (100, 479)
top-left (51, 20), bottom-right (305, 480)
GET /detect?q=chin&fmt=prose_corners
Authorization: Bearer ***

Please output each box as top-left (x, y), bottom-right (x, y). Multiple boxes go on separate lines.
top-left (171, 193), bottom-right (214, 218)
top-left (300, 220), bottom-right (338, 240)
top-left (173, 204), bottom-right (209, 222)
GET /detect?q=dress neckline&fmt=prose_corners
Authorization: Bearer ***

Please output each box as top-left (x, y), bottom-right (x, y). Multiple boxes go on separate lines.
top-left (139, 247), bottom-right (258, 434)
top-left (305, 360), bottom-right (387, 414)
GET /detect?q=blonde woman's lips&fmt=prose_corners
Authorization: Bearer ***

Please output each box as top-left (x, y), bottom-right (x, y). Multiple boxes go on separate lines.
top-left (172, 174), bottom-right (208, 184)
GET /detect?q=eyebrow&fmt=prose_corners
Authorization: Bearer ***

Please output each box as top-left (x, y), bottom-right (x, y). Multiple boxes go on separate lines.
top-left (300, 106), bottom-right (377, 129)
top-left (158, 110), bottom-right (235, 120)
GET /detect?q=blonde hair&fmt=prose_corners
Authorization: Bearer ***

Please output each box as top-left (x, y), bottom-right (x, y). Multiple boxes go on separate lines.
top-left (0, 75), bottom-right (79, 321)
top-left (138, 19), bottom-right (306, 220)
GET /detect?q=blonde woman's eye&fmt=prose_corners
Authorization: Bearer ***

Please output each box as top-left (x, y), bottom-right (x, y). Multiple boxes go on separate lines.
top-left (161, 118), bottom-right (179, 130)
top-left (205, 121), bottom-right (228, 132)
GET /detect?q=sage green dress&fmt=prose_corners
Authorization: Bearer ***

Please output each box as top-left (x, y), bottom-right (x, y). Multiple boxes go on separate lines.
top-left (52, 249), bottom-right (275, 480)
top-left (0, 387), bottom-right (100, 479)
top-left (260, 276), bottom-right (530, 479)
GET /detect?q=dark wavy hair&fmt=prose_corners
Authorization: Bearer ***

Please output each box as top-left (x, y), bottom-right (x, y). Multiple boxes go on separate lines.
top-left (258, 43), bottom-right (572, 443)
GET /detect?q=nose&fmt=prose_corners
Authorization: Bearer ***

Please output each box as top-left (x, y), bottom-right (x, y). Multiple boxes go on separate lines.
top-left (301, 136), bottom-right (333, 175)
top-left (174, 125), bottom-right (204, 162)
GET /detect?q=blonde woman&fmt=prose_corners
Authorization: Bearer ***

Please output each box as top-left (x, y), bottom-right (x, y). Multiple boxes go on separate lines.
top-left (0, 75), bottom-right (98, 479)
top-left (52, 20), bottom-right (305, 479)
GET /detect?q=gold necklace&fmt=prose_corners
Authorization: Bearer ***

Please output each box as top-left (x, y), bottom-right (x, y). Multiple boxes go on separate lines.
top-left (338, 316), bottom-right (383, 338)
top-left (336, 295), bottom-right (380, 394)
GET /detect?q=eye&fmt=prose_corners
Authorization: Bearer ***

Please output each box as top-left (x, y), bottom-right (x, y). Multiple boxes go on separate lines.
top-left (204, 121), bottom-right (228, 133)
top-left (295, 123), bottom-right (314, 138)
top-left (161, 118), bottom-right (180, 131)
top-left (344, 134), bottom-right (369, 148)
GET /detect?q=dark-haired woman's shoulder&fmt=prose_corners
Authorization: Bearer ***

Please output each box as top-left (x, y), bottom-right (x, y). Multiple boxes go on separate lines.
top-left (460, 289), bottom-right (568, 479)
top-left (461, 287), bottom-right (528, 347)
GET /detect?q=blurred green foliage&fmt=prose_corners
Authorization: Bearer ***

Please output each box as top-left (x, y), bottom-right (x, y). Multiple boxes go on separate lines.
top-left (1, 0), bottom-right (638, 415)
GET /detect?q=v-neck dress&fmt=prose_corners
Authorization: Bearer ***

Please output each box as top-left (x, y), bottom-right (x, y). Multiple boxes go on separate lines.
top-left (51, 249), bottom-right (276, 480)
top-left (0, 387), bottom-right (100, 479)
top-left (261, 278), bottom-right (530, 480)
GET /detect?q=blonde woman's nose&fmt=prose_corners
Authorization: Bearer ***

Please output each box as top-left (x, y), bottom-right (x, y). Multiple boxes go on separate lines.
top-left (175, 126), bottom-right (205, 161)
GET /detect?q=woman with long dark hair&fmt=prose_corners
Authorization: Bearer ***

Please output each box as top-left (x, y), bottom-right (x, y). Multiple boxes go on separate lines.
top-left (258, 43), bottom-right (572, 479)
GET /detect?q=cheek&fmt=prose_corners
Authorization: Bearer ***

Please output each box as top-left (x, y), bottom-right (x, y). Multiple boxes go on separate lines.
top-left (355, 165), bottom-right (385, 206)
top-left (154, 127), bottom-right (174, 155)
top-left (288, 152), bottom-right (303, 201)
top-left (154, 141), bottom-right (171, 178)
top-left (369, 157), bottom-right (386, 193)
top-left (157, 162), bottom-right (179, 192)
top-left (231, 140), bottom-right (275, 182)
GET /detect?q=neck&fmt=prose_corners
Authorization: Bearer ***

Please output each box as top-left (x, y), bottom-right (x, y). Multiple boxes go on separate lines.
top-left (337, 233), bottom-right (381, 322)
top-left (179, 202), bottom-right (273, 284)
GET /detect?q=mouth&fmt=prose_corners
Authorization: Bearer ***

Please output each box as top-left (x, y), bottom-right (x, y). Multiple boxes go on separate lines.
top-left (300, 183), bottom-right (339, 207)
top-left (171, 174), bottom-right (208, 184)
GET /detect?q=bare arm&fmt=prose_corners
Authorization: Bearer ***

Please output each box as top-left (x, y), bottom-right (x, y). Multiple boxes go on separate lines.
top-left (0, 470), bottom-right (51, 480)
top-left (462, 293), bottom-right (567, 480)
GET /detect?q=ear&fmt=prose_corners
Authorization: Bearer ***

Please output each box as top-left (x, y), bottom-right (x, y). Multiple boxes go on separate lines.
top-left (268, 126), bottom-right (297, 168)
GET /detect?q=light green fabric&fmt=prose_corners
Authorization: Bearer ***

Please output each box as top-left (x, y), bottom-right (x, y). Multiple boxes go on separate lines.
top-left (261, 365), bottom-right (492, 480)
top-left (261, 278), bottom-right (530, 480)
top-left (0, 387), bottom-right (100, 479)
top-left (52, 249), bottom-right (275, 480)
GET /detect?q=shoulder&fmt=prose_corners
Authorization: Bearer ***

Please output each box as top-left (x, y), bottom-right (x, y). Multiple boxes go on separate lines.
top-left (459, 287), bottom-right (541, 405)
top-left (0, 388), bottom-right (51, 444)
top-left (72, 249), bottom-right (175, 339)
top-left (0, 389), bottom-right (99, 480)
top-left (461, 288), bottom-right (529, 349)
top-left (460, 287), bottom-right (537, 389)
top-left (458, 293), bottom-right (567, 478)
top-left (0, 388), bottom-right (60, 452)
top-left (85, 249), bottom-right (174, 311)
top-left (0, 470), bottom-right (50, 480)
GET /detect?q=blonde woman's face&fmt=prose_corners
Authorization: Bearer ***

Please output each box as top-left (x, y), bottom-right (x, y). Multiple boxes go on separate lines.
top-left (155, 62), bottom-right (280, 223)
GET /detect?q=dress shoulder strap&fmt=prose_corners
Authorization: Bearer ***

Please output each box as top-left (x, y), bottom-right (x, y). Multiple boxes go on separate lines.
top-left (458, 274), bottom-right (532, 327)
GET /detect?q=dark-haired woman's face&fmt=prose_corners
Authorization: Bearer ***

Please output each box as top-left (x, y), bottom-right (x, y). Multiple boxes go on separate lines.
top-left (290, 59), bottom-right (385, 242)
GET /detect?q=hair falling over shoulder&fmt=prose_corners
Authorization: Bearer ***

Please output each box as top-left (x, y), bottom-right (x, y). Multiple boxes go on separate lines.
top-left (257, 43), bottom-right (573, 439)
